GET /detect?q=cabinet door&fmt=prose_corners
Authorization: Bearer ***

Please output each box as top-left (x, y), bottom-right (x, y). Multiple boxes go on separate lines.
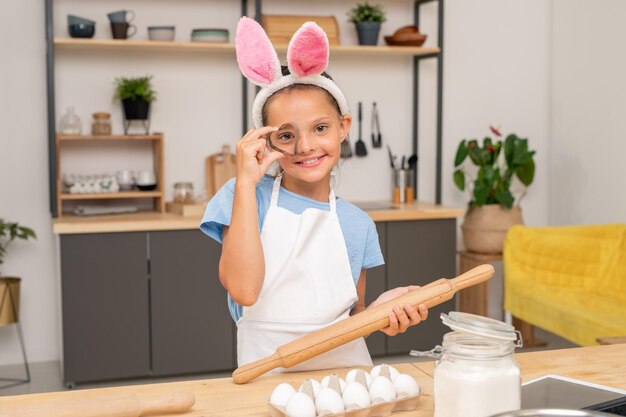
top-left (60, 233), bottom-right (150, 384)
top-left (386, 219), bottom-right (456, 354)
top-left (365, 222), bottom-right (387, 356)
top-left (149, 230), bottom-right (234, 375)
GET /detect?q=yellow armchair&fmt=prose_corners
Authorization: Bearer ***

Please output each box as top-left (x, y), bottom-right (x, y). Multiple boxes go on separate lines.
top-left (504, 224), bottom-right (626, 346)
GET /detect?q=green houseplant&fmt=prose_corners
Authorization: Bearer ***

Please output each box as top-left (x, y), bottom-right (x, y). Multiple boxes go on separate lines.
top-left (113, 75), bottom-right (157, 134)
top-left (453, 126), bottom-right (536, 253)
top-left (0, 219), bottom-right (36, 325)
top-left (347, 2), bottom-right (386, 46)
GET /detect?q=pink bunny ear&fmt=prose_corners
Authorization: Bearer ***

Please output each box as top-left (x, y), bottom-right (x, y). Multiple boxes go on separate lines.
top-left (235, 17), bottom-right (281, 86)
top-left (287, 22), bottom-right (329, 78)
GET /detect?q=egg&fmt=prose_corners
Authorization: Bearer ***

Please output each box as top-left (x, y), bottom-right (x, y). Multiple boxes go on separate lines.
top-left (342, 381), bottom-right (371, 410)
top-left (321, 373), bottom-right (346, 393)
top-left (369, 376), bottom-right (397, 404)
top-left (269, 382), bottom-right (295, 409)
top-left (393, 373), bottom-right (421, 398)
top-left (315, 387), bottom-right (345, 415)
top-left (346, 368), bottom-right (372, 388)
top-left (285, 392), bottom-right (316, 417)
top-left (298, 378), bottom-right (321, 398)
top-left (370, 364), bottom-right (400, 381)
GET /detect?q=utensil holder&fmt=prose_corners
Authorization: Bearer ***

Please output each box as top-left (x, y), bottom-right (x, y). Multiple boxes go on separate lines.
top-left (392, 169), bottom-right (410, 204)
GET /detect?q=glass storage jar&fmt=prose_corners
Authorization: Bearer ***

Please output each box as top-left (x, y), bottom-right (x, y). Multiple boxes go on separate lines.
top-left (59, 106), bottom-right (82, 135)
top-left (413, 312), bottom-right (522, 417)
top-left (91, 112), bottom-right (112, 135)
top-left (173, 182), bottom-right (194, 204)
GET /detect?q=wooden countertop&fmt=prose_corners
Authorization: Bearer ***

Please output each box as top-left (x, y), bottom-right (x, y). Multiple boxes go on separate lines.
top-left (0, 345), bottom-right (624, 415)
top-left (52, 200), bottom-right (463, 235)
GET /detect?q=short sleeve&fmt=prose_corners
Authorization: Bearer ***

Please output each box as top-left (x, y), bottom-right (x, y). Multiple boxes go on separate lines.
top-left (362, 219), bottom-right (385, 269)
top-left (199, 178), bottom-right (236, 243)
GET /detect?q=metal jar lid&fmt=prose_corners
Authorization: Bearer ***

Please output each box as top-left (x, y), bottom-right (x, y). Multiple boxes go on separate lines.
top-left (441, 312), bottom-right (521, 345)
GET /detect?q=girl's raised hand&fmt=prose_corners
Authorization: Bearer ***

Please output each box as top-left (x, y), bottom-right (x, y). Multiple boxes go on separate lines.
top-left (235, 127), bottom-right (285, 186)
top-left (368, 286), bottom-right (429, 336)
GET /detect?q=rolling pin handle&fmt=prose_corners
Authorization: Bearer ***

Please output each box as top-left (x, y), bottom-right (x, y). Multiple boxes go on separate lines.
top-left (449, 264), bottom-right (495, 292)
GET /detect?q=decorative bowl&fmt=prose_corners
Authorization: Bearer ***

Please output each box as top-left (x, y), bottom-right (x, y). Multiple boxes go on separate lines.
top-left (68, 23), bottom-right (96, 39)
top-left (148, 26), bottom-right (176, 41)
top-left (190, 28), bottom-right (229, 43)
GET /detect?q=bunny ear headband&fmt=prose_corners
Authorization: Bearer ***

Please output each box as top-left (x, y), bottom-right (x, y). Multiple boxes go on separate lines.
top-left (235, 16), bottom-right (350, 128)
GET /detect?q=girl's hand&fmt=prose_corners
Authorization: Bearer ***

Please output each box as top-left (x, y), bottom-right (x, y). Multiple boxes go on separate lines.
top-left (369, 286), bottom-right (429, 336)
top-left (235, 127), bottom-right (285, 186)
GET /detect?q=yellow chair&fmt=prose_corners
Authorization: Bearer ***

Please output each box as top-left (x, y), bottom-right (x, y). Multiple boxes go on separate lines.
top-left (504, 224), bottom-right (626, 346)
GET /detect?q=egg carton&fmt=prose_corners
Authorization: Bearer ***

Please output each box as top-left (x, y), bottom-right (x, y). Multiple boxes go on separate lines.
top-left (267, 364), bottom-right (421, 417)
top-left (268, 394), bottom-right (420, 417)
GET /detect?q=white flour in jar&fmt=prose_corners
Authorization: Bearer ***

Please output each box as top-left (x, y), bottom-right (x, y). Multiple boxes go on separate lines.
top-left (434, 357), bottom-right (521, 417)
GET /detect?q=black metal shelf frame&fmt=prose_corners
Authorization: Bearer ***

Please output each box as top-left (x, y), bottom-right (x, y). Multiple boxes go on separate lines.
top-left (45, 0), bottom-right (443, 217)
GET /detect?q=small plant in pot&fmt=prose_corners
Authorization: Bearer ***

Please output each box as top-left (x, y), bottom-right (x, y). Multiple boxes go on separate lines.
top-left (0, 219), bottom-right (36, 325)
top-left (113, 75), bottom-right (157, 134)
top-left (348, 2), bottom-right (386, 46)
top-left (453, 126), bottom-right (536, 254)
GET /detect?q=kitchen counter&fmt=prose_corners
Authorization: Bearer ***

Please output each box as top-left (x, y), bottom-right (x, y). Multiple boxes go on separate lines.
top-left (0, 345), bottom-right (624, 415)
top-left (51, 200), bottom-right (463, 235)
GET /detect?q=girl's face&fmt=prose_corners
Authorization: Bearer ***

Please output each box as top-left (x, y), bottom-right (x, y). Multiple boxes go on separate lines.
top-left (265, 88), bottom-right (351, 184)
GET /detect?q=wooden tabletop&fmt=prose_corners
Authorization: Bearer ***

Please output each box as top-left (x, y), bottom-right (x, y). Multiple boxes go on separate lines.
top-left (52, 200), bottom-right (463, 235)
top-left (0, 345), bottom-right (624, 416)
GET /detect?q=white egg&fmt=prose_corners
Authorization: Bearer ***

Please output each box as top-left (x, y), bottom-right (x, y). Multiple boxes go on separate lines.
top-left (393, 373), bottom-right (421, 398)
top-left (370, 364), bottom-right (400, 381)
top-left (321, 373), bottom-right (346, 393)
top-left (369, 376), bottom-right (397, 404)
top-left (342, 381), bottom-right (371, 410)
top-left (346, 368), bottom-right (372, 388)
top-left (315, 387), bottom-right (345, 415)
top-left (285, 392), bottom-right (316, 417)
top-left (269, 383), bottom-right (295, 409)
top-left (298, 378), bottom-right (321, 398)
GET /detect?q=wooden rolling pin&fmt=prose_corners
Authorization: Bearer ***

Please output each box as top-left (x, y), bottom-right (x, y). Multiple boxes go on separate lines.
top-left (232, 264), bottom-right (494, 384)
top-left (0, 392), bottom-right (195, 417)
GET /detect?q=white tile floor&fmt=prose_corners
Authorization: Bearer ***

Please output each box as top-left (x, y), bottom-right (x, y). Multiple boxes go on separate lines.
top-left (0, 327), bottom-right (577, 397)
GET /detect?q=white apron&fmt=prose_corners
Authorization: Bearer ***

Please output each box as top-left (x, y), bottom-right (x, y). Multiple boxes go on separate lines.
top-left (236, 174), bottom-right (372, 372)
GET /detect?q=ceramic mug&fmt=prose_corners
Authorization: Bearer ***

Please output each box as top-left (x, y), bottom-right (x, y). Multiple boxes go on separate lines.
top-left (110, 22), bottom-right (136, 39)
top-left (137, 170), bottom-right (156, 185)
top-left (107, 10), bottom-right (135, 24)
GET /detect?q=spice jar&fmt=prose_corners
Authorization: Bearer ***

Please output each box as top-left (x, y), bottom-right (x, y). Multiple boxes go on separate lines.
top-left (174, 182), bottom-right (194, 204)
top-left (91, 112), bottom-right (112, 135)
top-left (412, 312), bottom-right (522, 417)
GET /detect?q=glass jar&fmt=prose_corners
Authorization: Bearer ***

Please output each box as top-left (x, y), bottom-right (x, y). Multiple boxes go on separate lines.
top-left (59, 106), bottom-right (82, 135)
top-left (414, 312), bottom-right (522, 417)
top-left (91, 112), bottom-right (112, 136)
top-left (174, 182), bottom-right (194, 204)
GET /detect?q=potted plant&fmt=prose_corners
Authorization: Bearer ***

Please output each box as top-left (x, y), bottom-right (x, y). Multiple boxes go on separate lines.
top-left (0, 219), bottom-right (36, 325)
top-left (113, 75), bottom-right (157, 134)
top-left (453, 126), bottom-right (536, 254)
top-left (348, 2), bottom-right (386, 46)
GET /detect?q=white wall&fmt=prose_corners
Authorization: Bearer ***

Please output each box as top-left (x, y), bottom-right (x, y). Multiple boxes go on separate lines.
top-left (549, 0), bottom-right (626, 225)
top-left (0, 0), bottom-right (553, 367)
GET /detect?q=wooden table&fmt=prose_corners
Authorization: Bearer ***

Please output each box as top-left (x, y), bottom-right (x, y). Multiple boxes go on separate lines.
top-left (0, 345), bottom-right (624, 416)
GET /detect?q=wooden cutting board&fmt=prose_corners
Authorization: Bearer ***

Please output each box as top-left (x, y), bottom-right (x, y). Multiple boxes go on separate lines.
top-left (205, 145), bottom-right (236, 198)
top-left (262, 15), bottom-right (340, 46)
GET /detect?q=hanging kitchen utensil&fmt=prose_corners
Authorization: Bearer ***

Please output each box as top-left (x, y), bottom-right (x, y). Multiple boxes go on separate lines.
top-left (354, 101), bottom-right (367, 157)
top-left (205, 144), bottom-right (236, 198)
top-left (371, 102), bottom-right (382, 148)
top-left (232, 264), bottom-right (495, 384)
top-left (340, 135), bottom-right (352, 158)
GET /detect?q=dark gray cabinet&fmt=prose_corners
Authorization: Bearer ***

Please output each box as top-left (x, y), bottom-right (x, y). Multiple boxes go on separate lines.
top-left (149, 230), bottom-right (234, 376)
top-left (60, 230), bottom-right (231, 385)
top-left (60, 233), bottom-right (151, 384)
top-left (385, 219), bottom-right (456, 354)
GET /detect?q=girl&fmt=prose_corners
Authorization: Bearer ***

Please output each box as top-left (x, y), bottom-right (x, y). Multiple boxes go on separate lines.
top-left (201, 17), bottom-right (428, 371)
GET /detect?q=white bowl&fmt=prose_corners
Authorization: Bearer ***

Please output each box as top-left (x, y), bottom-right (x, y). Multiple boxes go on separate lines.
top-left (148, 26), bottom-right (175, 41)
top-left (190, 28), bottom-right (228, 43)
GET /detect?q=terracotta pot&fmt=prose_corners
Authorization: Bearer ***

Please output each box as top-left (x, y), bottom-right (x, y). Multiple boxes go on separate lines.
top-left (0, 277), bottom-right (21, 325)
top-left (461, 205), bottom-right (523, 254)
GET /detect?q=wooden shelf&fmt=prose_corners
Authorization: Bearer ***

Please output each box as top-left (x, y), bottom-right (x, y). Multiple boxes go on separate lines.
top-left (60, 190), bottom-right (162, 200)
top-left (54, 38), bottom-right (440, 57)
top-left (58, 134), bottom-right (162, 142)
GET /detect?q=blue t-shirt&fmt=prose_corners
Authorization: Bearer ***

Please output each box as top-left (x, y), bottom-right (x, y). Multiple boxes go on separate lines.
top-left (200, 175), bottom-right (385, 322)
